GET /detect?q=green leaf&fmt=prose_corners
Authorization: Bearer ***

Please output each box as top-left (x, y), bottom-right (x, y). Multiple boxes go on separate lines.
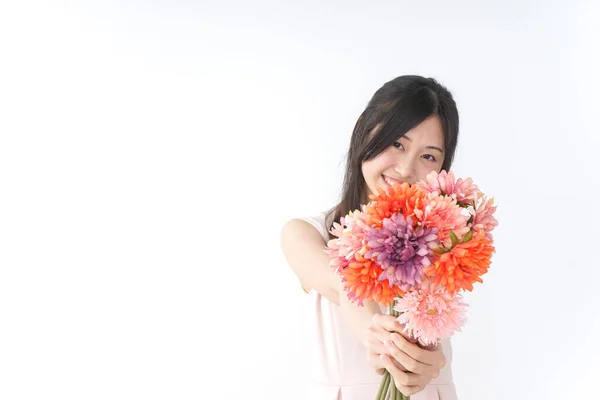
top-left (461, 230), bottom-right (473, 243)
top-left (433, 247), bottom-right (449, 255)
top-left (449, 230), bottom-right (459, 247)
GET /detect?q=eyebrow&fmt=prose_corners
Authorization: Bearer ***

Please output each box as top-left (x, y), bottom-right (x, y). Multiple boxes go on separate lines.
top-left (426, 146), bottom-right (444, 154)
top-left (401, 136), bottom-right (444, 154)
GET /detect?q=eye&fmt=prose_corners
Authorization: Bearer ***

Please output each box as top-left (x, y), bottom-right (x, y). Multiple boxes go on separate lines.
top-left (393, 142), bottom-right (404, 150)
top-left (423, 154), bottom-right (437, 162)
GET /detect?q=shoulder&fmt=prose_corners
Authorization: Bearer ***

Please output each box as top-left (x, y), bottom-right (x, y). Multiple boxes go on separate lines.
top-left (280, 218), bottom-right (323, 242)
top-left (280, 215), bottom-right (329, 250)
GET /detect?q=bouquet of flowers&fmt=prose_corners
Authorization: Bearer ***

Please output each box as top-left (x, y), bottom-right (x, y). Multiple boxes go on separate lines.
top-left (326, 170), bottom-right (497, 400)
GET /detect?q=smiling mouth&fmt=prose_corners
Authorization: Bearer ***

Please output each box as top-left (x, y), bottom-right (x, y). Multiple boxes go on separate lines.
top-left (382, 175), bottom-right (403, 187)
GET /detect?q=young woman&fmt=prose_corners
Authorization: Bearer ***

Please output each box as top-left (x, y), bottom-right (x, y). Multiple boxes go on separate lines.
top-left (281, 75), bottom-right (460, 399)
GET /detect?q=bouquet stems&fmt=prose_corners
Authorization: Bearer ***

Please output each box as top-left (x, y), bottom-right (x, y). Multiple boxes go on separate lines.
top-left (375, 303), bottom-right (410, 400)
top-left (375, 371), bottom-right (390, 400)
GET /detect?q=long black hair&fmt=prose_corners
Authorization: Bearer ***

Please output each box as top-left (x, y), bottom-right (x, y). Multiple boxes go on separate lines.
top-left (326, 75), bottom-right (460, 238)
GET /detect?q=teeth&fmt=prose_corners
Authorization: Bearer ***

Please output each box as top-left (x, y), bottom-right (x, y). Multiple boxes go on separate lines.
top-left (383, 176), bottom-right (402, 187)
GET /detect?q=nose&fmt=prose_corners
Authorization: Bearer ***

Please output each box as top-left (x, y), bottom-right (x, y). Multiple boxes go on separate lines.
top-left (394, 156), bottom-right (417, 183)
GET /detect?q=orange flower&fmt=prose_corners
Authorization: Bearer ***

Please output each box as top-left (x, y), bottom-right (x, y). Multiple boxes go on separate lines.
top-left (423, 230), bottom-right (494, 294)
top-left (363, 182), bottom-right (427, 229)
top-left (340, 252), bottom-right (404, 306)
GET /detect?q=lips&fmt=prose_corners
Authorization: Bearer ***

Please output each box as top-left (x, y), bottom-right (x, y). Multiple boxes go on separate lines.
top-left (382, 175), bottom-right (403, 187)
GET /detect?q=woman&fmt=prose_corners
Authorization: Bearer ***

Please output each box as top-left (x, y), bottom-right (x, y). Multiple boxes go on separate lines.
top-left (281, 75), bottom-right (460, 399)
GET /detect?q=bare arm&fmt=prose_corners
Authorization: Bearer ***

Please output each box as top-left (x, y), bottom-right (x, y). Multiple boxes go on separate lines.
top-left (280, 218), bottom-right (448, 395)
top-left (280, 218), bottom-right (381, 342)
top-left (280, 218), bottom-right (342, 304)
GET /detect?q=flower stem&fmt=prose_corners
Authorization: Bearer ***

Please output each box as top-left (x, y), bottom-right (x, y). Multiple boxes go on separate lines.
top-left (376, 371), bottom-right (390, 400)
top-left (389, 301), bottom-right (410, 399)
top-left (388, 301), bottom-right (399, 400)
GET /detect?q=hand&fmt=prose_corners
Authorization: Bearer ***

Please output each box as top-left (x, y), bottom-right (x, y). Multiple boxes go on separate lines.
top-left (365, 314), bottom-right (446, 396)
top-left (381, 332), bottom-right (445, 396)
top-left (364, 313), bottom-right (408, 375)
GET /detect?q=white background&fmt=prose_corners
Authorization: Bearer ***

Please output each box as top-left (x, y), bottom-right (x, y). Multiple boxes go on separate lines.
top-left (1, 1), bottom-right (599, 399)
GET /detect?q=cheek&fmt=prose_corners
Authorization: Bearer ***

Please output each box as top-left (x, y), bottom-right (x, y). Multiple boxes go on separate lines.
top-left (367, 151), bottom-right (395, 173)
top-left (362, 157), bottom-right (385, 188)
top-left (363, 149), bottom-right (399, 183)
top-left (363, 162), bottom-right (381, 182)
top-left (361, 163), bottom-right (369, 180)
top-left (416, 162), bottom-right (443, 181)
top-left (362, 162), bottom-right (379, 189)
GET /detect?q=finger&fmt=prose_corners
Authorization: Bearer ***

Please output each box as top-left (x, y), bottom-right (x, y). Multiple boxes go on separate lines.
top-left (417, 340), bottom-right (438, 350)
top-left (367, 347), bottom-right (407, 372)
top-left (365, 326), bottom-right (387, 349)
top-left (367, 351), bottom-right (382, 372)
top-left (383, 339), bottom-right (439, 376)
top-left (371, 313), bottom-right (406, 334)
top-left (390, 333), bottom-right (446, 369)
top-left (365, 327), bottom-right (406, 361)
top-left (380, 354), bottom-right (421, 387)
top-left (368, 315), bottom-right (418, 347)
top-left (365, 328), bottom-right (409, 372)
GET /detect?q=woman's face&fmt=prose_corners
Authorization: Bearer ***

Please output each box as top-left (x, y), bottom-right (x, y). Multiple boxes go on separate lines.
top-left (361, 115), bottom-right (445, 198)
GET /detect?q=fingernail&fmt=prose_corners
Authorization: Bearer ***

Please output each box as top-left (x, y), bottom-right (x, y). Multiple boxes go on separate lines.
top-left (384, 340), bottom-right (393, 348)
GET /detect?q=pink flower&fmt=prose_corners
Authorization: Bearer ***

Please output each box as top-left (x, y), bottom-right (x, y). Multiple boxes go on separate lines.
top-left (417, 170), bottom-right (481, 206)
top-left (413, 193), bottom-right (470, 248)
top-left (393, 288), bottom-right (468, 347)
top-left (326, 211), bottom-right (370, 272)
top-left (473, 196), bottom-right (498, 240)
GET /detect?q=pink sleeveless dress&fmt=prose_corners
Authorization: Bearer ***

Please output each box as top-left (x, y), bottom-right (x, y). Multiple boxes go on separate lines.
top-left (300, 213), bottom-right (459, 400)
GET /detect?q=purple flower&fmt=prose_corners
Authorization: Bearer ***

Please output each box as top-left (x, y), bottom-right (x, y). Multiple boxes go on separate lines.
top-left (364, 214), bottom-right (439, 291)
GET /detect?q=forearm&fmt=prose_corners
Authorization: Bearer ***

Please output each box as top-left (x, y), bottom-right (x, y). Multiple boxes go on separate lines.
top-left (338, 291), bottom-right (382, 345)
top-left (281, 219), bottom-right (344, 304)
